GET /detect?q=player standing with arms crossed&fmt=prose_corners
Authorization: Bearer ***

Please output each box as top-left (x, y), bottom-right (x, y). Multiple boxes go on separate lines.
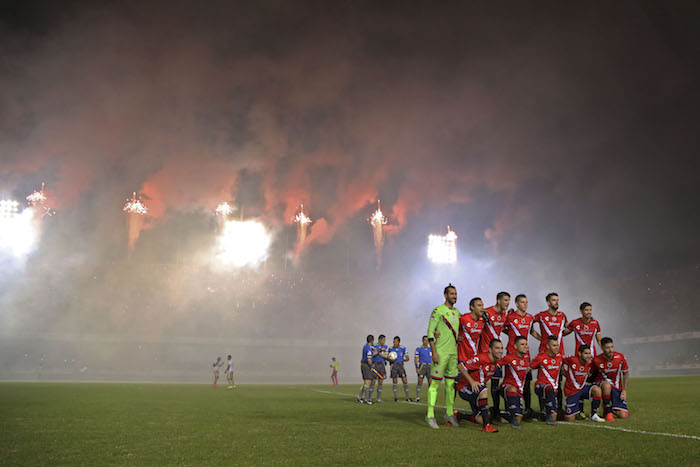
top-left (425, 284), bottom-right (461, 429)
top-left (533, 293), bottom-right (568, 414)
top-left (566, 302), bottom-right (603, 418)
top-left (480, 292), bottom-right (510, 421)
top-left (389, 336), bottom-right (412, 402)
top-left (530, 336), bottom-right (563, 425)
top-left (414, 336), bottom-right (432, 402)
top-left (503, 294), bottom-right (539, 418)
top-left (591, 337), bottom-right (630, 421)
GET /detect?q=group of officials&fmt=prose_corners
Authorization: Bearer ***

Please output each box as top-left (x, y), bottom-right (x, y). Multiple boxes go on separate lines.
top-left (360, 284), bottom-right (630, 433)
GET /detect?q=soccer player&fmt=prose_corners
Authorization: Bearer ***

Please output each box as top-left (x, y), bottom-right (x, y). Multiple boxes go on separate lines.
top-left (530, 336), bottom-right (563, 425)
top-left (372, 334), bottom-right (389, 402)
top-left (212, 357), bottom-right (224, 387)
top-left (566, 302), bottom-right (603, 417)
top-left (497, 336), bottom-right (531, 429)
top-left (503, 294), bottom-right (539, 418)
top-left (357, 335), bottom-right (375, 404)
top-left (389, 336), bottom-right (412, 402)
top-left (455, 339), bottom-right (504, 433)
top-left (225, 355), bottom-right (235, 389)
top-left (414, 336), bottom-right (432, 402)
top-left (533, 293), bottom-right (568, 413)
top-left (458, 297), bottom-right (486, 364)
top-left (425, 284), bottom-right (461, 429)
top-left (562, 344), bottom-right (604, 422)
top-left (330, 357), bottom-right (339, 386)
top-left (480, 292), bottom-right (510, 420)
top-left (591, 337), bottom-right (630, 421)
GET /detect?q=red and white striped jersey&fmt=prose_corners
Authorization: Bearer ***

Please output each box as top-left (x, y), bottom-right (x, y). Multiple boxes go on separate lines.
top-left (567, 318), bottom-right (601, 356)
top-left (498, 353), bottom-right (531, 396)
top-left (592, 352), bottom-right (628, 391)
top-left (534, 311), bottom-right (568, 356)
top-left (479, 306), bottom-right (508, 353)
top-left (562, 355), bottom-right (593, 397)
top-left (504, 311), bottom-right (534, 356)
top-left (458, 312), bottom-right (484, 362)
top-left (530, 352), bottom-right (563, 390)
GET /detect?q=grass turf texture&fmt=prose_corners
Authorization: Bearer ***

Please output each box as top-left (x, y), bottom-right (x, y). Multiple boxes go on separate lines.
top-left (1, 377), bottom-right (699, 465)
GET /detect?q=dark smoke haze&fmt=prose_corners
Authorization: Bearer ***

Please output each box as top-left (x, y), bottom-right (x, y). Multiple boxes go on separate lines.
top-left (0, 1), bottom-right (698, 381)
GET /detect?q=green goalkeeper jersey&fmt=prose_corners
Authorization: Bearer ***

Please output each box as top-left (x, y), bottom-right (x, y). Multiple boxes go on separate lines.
top-left (427, 304), bottom-right (461, 356)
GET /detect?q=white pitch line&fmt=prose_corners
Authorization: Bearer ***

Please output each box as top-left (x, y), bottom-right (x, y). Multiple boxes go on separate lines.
top-left (311, 389), bottom-right (700, 441)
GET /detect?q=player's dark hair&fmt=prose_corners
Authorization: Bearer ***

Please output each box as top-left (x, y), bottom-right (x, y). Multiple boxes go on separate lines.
top-left (393, 336), bottom-right (400, 342)
top-left (366, 335), bottom-right (374, 343)
top-left (444, 283), bottom-right (456, 294)
top-left (546, 292), bottom-right (558, 302)
top-left (469, 297), bottom-right (482, 308)
top-left (422, 335), bottom-right (428, 340)
top-left (546, 335), bottom-right (558, 344)
top-left (580, 301), bottom-right (592, 311)
top-left (578, 344), bottom-right (591, 353)
top-left (489, 338), bottom-right (502, 348)
top-left (496, 291), bottom-right (510, 300)
top-left (601, 337), bottom-right (614, 346)
top-left (227, 355), bottom-right (231, 358)
top-left (378, 334), bottom-right (386, 340)
top-left (513, 336), bottom-right (527, 345)
top-left (515, 294), bottom-right (526, 303)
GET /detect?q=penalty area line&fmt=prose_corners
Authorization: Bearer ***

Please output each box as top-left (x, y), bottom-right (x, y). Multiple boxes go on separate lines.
top-left (311, 389), bottom-right (700, 441)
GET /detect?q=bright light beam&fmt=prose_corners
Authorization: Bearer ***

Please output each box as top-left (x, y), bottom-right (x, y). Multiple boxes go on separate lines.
top-left (0, 201), bottom-right (39, 257)
top-left (369, 200), bottom-right (388, 269)
top-left (427, 226), bottom-right (458, 264)
top-left (215, 219), bottom-right (271, 268)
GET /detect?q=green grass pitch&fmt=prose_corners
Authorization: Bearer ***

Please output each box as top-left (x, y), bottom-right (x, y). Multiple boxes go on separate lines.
top-left (1, 377), bottom-right (699, 465)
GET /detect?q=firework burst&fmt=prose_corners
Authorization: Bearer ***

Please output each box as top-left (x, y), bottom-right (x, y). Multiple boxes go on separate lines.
top-left (369, 200), bottom-right (388, 270)
top-left (123, 192), bottom-right (148, 255)
top-left (292, 204), bottom-right (312, 258)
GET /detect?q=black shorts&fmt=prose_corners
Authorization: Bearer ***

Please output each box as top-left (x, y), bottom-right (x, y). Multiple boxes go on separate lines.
top-left (373, 361), bottom-right (387, 379)
top-left (390, 362), bottom-right (407, 379)
top-left (361, 361), bottom-right (375, 380)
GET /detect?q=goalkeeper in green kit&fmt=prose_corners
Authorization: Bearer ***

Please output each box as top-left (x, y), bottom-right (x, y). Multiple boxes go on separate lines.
top-left (425, 284), bottom-right (461, 429)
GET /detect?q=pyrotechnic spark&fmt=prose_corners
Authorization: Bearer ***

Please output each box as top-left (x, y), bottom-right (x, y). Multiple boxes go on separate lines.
top-left (216, 202), bottom-right (234, 216)
top-left (123, 192), bottom-right (148, 215)
top-left (427, 226), bottom-right (458, 264)
top-left (292, 204), bottom-right (312, 258)
top-left (369, 200), bottom-right (388, 269)
top-left (26, 182), bottom-right (47, 205)
top-left (124, 192), bottom-right (148, 253)
top-left (215, 219), bottom-right (271, 268)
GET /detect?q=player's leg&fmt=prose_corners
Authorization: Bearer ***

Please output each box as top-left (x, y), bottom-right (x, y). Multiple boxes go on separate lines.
top-left (588, 385), bottom-right (604, 421)
top-left (402, 375), bottom-right (411, 401)
top-left (213, 370), bottom-right (218, 386)
top-left (489, 368), bottom-right (502, 421)
top-left (392, 369), bottom-right (399, 402)
top-left (564, 390), bottom-right (582, 422)
top-left (502, 384), bottom-right (523, 429)
top-left (416, 375), bottom-right (423, 401)
top-left (426, 359), bottom-right (447, 428)
top-left (523, 371), bottom-right (533, 419)
top-left (557, 373), bottom-right (564, 416)
top-left (610, 386), bottom-right (629, 419)
top-left (600, 382), bottom-right (614, 421)
top-left (443, 354), bottom-right (459, 427)
top-left (536, 383), bottom-right (557, 425)
top-left (375, 363), bottom-right (386, 402)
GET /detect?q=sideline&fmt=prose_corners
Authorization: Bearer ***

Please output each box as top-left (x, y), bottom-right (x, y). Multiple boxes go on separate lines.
top-left (311, 389), bottom-right (700, 441)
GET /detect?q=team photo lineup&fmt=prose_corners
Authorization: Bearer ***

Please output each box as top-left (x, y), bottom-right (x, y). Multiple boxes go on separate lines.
top-left (358, 285), bottom-right (628, 433)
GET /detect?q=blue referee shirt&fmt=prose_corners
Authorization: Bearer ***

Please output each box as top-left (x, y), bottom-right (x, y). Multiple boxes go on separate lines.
top-left (373, 344), bottom-right (388, 363)
top-left (391, 345), bottom-right (407, 362)
top-left (415, 345), bottom-right (432, 364)
top-left (362, 343), bottom-right (373, 362)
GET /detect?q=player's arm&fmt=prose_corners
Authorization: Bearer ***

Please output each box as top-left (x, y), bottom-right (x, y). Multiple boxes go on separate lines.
top-left (529, 354), bottom-right (542, 370)
top-left (427, 309), bottom-right (440, 364)
top-left (530, 327), bottom-right (542, 341)
top-left (414, 349), bottom-right (419, 367)
top-left (460, 361), bottom-right (481, 392)
top-left (595, 333), bottom-right (603, 350)
top-left (621, 371), bottom-right (629, 400)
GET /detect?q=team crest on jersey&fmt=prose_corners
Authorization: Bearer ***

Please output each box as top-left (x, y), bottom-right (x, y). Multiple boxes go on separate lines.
top-left (583, 324), bottom-right (589, 331)
top-left (607, 362), bottom-right (613, 368)
top-left (496, 315), bottom-right (502, 322)
top-left (520, 360), bottom-right (525, 366)
top-left (552, 317), bottom-right (557, 323)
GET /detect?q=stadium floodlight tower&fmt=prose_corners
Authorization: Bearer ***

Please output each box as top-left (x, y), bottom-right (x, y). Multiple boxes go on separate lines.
top-left (0, 199), bottom-right (20, 219)
top-left (427, 226), bottom-right (458, 264)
